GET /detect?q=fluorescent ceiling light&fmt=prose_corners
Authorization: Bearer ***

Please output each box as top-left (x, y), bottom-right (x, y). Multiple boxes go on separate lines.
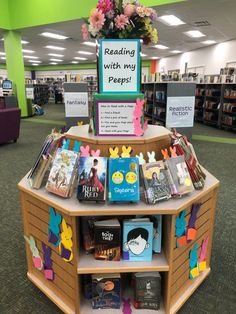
top-left (50, 62), bottom-right (58, 65)
top-left (1, 57), bottom-right (6, 60)
top-left (29, 60), bottom-right (41, 63)
top-left (45, 45), bottom-right (66, 50)
top-left (0, 52), bottom-right (6, 55)
top-left (24, 55), bottom-right (39, 59)
top-left (74, 56), bottom-right (87, 61)
top-left (150, 57), bottom-right (159, 60)
top-left (22, 49), bottom-right (35, 53)
top-left (50, 58), bottom-right (63, 62)
top-left (154, 44), bottom-right (169, 50)
top-left (48, 53), bottom-right (64, 57)
top-left (21, 40), bottom-right (29, 44)
top-left (71, 61), bottom-right (78, 64)
top-left (201, 40), bottom-right (216, 45)
top-left (82, 41), bottom-right (96, 47)
top-left (32, 64), bottom-right (39, 66)
top-left (77, 50), bottom-right (93, 55)
top-left (171, 50), bottom-right (182, 54)
top-left (40, 32), bottom-right (68, 40)
top-left (184, 30), bottom-right (205, 38)
top-left (140, 53), bottom-right (147, 57)
top-left (158, 15), bottom-right (185, 26)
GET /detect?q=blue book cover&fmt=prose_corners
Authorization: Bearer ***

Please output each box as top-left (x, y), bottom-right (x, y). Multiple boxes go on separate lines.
top-left (108, 157), bottom-right (140, 202)
top-left (123, 219), bottom-right (153, 261)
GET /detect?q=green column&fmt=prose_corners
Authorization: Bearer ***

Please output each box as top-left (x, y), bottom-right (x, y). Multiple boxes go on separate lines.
top-left (4, 30), bottom-right (27, 117)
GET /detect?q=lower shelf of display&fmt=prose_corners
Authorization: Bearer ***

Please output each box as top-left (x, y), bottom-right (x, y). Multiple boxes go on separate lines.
top-left (77, 251), bottom-right (169, 274)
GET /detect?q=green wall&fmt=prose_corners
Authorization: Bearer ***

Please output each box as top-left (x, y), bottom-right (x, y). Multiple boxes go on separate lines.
top-left (0, 0), bottom-right (10, 29)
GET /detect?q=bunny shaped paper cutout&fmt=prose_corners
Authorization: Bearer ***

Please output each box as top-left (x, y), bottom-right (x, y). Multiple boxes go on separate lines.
top-left (134, 98), bottom-right (144, 118)
top-left (176, 209), bottom-right (187, 247)
top-left (133, 98), bottom-right (145, 136)
top-left (187, 204), bottom-right (201, 242)
top-left (136, 152), bottom-right (146, 165)
top-left (59, 219), bottom-right (73, 262)
top-left (77, 121), bottom-right (83, 126)
top-left (122, 298), bottom-right (132, 314)
top-left (73, 141), bottom-right (81, 153)
top-left (121, 146), bottom-right (132, 158)
top-left (24, 235), bottom-right (43, 270)
top-left (62, 139), bottom-right (70, 150)
top-left (80, 145), bottom-right (90, 157)
top-left (48, 207), bottom-right (62, 246)
top-left (161, 149), bottom-right (169, 160)
top-left (189, 243), bottom-right (199, 279)
top-left (109, 147), bottom-right (119, 158)
top-left (133, 119), bottom-right (144, 136)
top-left (199, 237), bottom-right (209, 272)
top-left (147, 151), bottom-right (156, 163)
top-left (170, 146), bottom-right (177, 158)
top-left (143, 119), bottom-right (148, 131)
top-left (91, 149), bottom-right (101, 157)
top-left (42, 242), bottom-right (54, 280)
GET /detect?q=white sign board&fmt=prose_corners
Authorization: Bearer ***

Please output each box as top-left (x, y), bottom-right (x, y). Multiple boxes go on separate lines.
top-left (97, 102), bottom-right (135, 135)
top-left (0, 87), bottom-right (3, 97)
top-left (64, 92), bottom-right (88, 117)
top-left (166, 96), bottom-right (195, 128)
top-left (26, 87), bottom-right (34, 99)
top-left (99, 39), bottom-right (140, 93)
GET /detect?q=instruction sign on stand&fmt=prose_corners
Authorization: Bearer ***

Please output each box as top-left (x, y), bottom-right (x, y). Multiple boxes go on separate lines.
top-left (64, 92), bottom-right (88, 117)
top-left (166, 96), bottom-right (195, 128)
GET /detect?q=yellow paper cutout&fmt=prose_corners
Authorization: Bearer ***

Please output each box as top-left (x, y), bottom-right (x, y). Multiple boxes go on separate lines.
top-left (199, 261), bottom-right (207, 271)
top-left (59, 219), bottom-right (73, 262)
top-left (190, 266), bottom-right (199, 279)
top-left (77, 121), bottom-right (83, 126)
top-left (109, 147), bottom-right (119, 158)
top-left (121, 146), bottom-right (132, 158)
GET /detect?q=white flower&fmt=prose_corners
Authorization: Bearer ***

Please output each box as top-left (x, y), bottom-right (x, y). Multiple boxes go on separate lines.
top-left (89, 24), bottom-right (99, 36)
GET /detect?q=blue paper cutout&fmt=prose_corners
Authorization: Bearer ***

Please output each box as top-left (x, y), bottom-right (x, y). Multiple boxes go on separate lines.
top-left (62, 139), bottom-right (70, 150)
top-left (175, 209), bottom-right (186, 238)
top-left (48, 207), bottom-right (62, 247)
top-left (189, 243), bottom-right (198, 269)
top-left (73, 141), bottom-right (81, 152)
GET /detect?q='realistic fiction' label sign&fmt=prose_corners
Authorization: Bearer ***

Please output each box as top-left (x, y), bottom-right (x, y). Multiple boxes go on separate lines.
top-left (99, 39), bottom-right (140, 93)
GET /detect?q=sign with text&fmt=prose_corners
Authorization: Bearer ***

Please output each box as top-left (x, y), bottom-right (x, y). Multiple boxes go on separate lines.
top-left (64, 92), bottom-right (88, 117)
top-left (26, 87), bottom-right (34, 99)
top-left (99, 39), bottom-right (140, 93)
top-left (166, 96), bottom-right (195, 128)
top-left (96, 101), bottom-right (136, 135)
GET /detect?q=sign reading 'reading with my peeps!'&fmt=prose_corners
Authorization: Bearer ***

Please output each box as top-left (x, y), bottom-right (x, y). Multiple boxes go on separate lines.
top-left (99, 39), bottom-right (141, 93)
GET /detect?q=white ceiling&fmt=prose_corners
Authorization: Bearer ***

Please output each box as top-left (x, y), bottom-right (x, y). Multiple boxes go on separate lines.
top-left (0, 0), bottom-right (236, 66)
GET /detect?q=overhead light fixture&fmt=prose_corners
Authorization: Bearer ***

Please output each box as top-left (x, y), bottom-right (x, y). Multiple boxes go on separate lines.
top-left (1, 57), bottom-right (6, 60)
top-left (50, 62), bottom-right (58, 65)
top-left (24, 55), bottom-right (39, 59)
top-left (201, 40), bottom-right (216, 45)
top-left (21, 40), bottom-right (29, 44)
top-left (77, 50), bottom-right (93, 55)
top-left (171, 50), bottom-right (182, 54)
top-left (158, 15), bottom-right (185, 26)
top-left (74, 56), bottom-right (87, 61)
top-left (50, 58), bottom-right (63, 62)
top-left (29, 60), bottom-right (41, 63)
top-left (184, 30), bottom-right (205, 38)
top-left (71, 61), bottom-right (78, 64)
top-left (150, 57), bottom-right (159, 60)
top-left (140, 53), bottom-right (147, 57)
top-left (32, 64), bottom-right (39, 66)
top-left (45, 45), bottom-right (66, 50)
top-left (22, 49), bottom-right (35, 53)
top-left (40, 32), bottom-right (68, 40)
top-left (48, 53), bottom-right (64, 57)
top-left (0, 52), bottom-right (6, 55)
top-left (154, 44), bottom-right (169, 50)
top-left (82, 41), bottom-right (96, 47)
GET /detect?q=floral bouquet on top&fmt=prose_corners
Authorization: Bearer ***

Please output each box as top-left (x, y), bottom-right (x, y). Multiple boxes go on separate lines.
top-left (82, 0), bottom-right (158, 45)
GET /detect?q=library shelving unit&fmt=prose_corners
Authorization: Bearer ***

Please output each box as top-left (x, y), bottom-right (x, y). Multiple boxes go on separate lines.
top-left (18, 125), bottom-right (219, 314)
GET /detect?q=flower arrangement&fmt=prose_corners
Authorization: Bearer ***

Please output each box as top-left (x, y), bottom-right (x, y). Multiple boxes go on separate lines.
top-left (82, 0), bottom-right (158, 45)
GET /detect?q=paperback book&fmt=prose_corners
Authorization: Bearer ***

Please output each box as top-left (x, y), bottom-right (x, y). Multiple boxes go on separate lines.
top-left (123, 218), bottom-right (153, 262)
top-left (77, 157), bottom-right (107, 202)
top-left (92, 273), bottom-right (121, 309)
top-left (141, 161), bottom-right (171, 204)
top-left (94, 219), bottom-right (121, 261)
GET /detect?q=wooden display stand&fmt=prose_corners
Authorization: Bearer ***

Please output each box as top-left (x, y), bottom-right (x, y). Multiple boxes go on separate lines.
top-left (18, 125), bottom-right (219, 314)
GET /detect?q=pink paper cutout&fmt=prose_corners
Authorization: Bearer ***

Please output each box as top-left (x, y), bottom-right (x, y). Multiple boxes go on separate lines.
top-left (33, 256), bottom-right (43, 269)
top-left (91, 149), bottom-right (101, 157)
top-left (199, 237), bottom-right (209, 262)
top-left (144, 119), bottom-right (148, 131)
top-left (80, 145), bottom-right (90, 157)
top-left (134, 98), bottom-right (144, 118)
top-left (44, 269), bottom-right (54, 280)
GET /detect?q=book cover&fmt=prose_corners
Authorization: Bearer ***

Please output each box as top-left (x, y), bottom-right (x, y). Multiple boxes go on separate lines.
top-left (141, 161), bottom-right (171, 204)
top-left (108, 157), bottom-right (140, 203)
top-left (46, 148), bottom-right (79, 197)
top-left (123, 219), bottom-right (153, 261)
top-left (166, 156), bottom-right (194, 196)
top-left (134, 272), bottom-right (161, 310)
top-left (94, 219), bottom-right (121, 261)
top-left (92, 273), bottom-right (121, 309)
top-left (77, 157), bottom-right (107, 202)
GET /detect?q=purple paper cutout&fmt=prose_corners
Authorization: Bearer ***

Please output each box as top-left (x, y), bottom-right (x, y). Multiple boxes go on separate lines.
top-left (122, 298), bottom-right (132, 314)
top-left (188, 204), bottom-right (201, 228)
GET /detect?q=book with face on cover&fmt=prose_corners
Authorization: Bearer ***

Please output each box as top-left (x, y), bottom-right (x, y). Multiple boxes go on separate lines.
top-left (77, 157), bottom-right (107, 202)
top-left (46, 148), bottom-right (79, 198)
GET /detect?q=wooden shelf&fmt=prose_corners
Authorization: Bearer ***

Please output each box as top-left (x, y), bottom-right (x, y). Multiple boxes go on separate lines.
top-left (77, 251), bottom-right (169, 274)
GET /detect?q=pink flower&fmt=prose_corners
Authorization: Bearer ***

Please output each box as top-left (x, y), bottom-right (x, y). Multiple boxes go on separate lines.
top-left (97, 0), bottom-right (113, 14)
top-left (136, 6), bottom-right (152, 18)
top-left (82, 23), bottom-right (89, 41)
top-left (124, 4), bottom-right (136, 17)
top-left (89, 9), bottom-right (105, 31)
top-left (115, 14), bottom-right (129, 30)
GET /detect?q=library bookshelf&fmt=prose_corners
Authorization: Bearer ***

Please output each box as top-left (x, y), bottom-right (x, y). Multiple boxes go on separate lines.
top-left (18, 125), bottom-right (219, 314)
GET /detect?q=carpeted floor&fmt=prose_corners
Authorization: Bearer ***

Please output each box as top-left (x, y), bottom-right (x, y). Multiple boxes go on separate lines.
top-left (0, 103), bottom-right (235, 314)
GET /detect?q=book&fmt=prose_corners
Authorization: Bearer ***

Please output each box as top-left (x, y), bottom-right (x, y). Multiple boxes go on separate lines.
top-left (165, 156), bottom-right (194, 196)
top-left (94, 219), bottom-right (121, 261)
top-left (77, 157), bottom-right (107, 202)
top-left (92, 273), bottom-right (121, 309)
top-left (46, 148), bottom-right (79, 198)
top-left (141, 161), bottom-right (171, 204)
top-left (123, 219), bottom-right (153, 261)
top-left (134, 272), bottom-right (161, 310)
top-left (31, 155), bottom-right (52, 189)
top-left (108, 157), bottom-right (140, 203)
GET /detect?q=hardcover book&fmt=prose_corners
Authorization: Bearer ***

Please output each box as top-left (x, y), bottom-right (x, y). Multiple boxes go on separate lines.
top-left (46, 148), bottom-right (79, 198)
top-left (141, 161), bottom-right (171, 204)
top-left (92, 273), bottom-right (121, 309)
top-left (77, 157), bottom-right (107, 202)
top-left (123, 219), bottom-right (153, 262)
top-left (108, 157), bottom-right (140, 203)
top-left (134, 272), bottom-right (161, 310)
top-left (94, 219), bottom-right (121, 261)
